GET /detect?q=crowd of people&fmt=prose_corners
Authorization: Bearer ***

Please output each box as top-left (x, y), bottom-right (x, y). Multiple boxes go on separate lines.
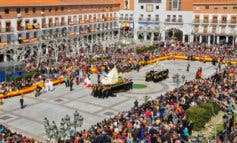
top-left (0, 41), bottom-right (237, 142)
top-left (0, 125), bottom-right (36, 143)
top-left (0, 42), bottom-right (236, 95)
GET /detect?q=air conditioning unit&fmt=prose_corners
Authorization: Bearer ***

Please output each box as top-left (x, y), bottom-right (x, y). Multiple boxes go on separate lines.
top-left (17, 13), bottom-right (21, 18)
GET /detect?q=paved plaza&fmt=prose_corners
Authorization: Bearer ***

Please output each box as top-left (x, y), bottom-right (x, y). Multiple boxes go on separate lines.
top-left (0, 60), bottom-right (218, 141)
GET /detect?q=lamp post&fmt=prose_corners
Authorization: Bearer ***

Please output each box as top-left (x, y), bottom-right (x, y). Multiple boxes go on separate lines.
top-left (63, 110), bottom-right (84, 137)
top-left (43, 111), bottom-right (83, 142)
top-left (172, 73), bottom-right (181, 102)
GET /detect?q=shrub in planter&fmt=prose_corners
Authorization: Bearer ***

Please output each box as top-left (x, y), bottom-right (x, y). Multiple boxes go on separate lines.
top-left (186, 101), bottom-right (220, 131)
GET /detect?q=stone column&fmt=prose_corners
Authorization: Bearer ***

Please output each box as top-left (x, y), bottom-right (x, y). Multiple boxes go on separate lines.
top-left (226, 36), bottom-right (229, 43)
top-left (199, 35), bottom-right (202, 43)
top-left (182, 35), bottom-right (185, 43)
top-left (208, 35), bottom-right (211, 45)
top-left (189, 35), bottom-right (194, 43)
top-left (144, 32), bottom-right (147, 41)
top-left (217, 36), bottom-right (220, 44)
top-left (4, 54), bottom-right (7, 62)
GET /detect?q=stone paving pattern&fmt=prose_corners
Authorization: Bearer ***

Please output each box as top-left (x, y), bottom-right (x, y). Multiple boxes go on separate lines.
top-left (0, 60), bottom-right (217, 141)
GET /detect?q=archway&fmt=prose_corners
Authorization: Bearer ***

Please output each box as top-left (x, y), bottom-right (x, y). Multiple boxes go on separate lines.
top-left (165, 28), bottom-right (183, 41)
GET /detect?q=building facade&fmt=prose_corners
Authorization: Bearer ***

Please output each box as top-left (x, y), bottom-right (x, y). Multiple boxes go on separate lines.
top-left (0, 0), bottom-right (120, 62)
top-left (118, 0), bottom-right (237, 45)
top-left (192, 0), bottom-right (237, 45)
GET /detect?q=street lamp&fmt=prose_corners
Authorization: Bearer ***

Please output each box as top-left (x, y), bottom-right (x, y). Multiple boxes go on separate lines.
top-left (43, 111), bottom-right (83, 141)
top-left (63, 110), bottom-right (84, 136)
top-left (172, 73), bottom-right (181, 102)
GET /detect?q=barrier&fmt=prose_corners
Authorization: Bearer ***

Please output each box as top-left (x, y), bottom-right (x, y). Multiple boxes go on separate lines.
top-left (1, 55), bottom-right (237, 99)
top-left (0, 78), bottom-right (65, 99)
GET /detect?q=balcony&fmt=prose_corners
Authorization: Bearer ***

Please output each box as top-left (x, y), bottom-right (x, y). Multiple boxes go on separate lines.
top-left (55, 23), bottom-right (60, 27)
top-left (211, 20), bottom-right (218, 24)
top-left (26, 25), bottom-right (33, 30)
top-left (139, 17), bottom-right (145, 21)
top-left (193, 19), bottom-right (200, 24)
top-left (1, 28), bottom-right (14, 33)
top-left (105, 17), bottom-right (112, 21)
top-left (113, 17), bottom-right (118, 20)
top-left (19, 38), bottom-right (39, 44)
top-left (61, 22), bottom-right (67, 26)
top-left (203, 19), bottom-right (209, 24)
top-left (69, 32), bottom-right (75, 36)
top-left (203, 29), bottom-right (208, 33)
top-left (79, 30), bottom-right (87, 34)
top-left (177, 19), bottom-right (183, 23)
top-left (91, 28), bottom-right (96, 32)
top-left (68, 21), bottom-right (75, 25)
top-left (98, 18), bottom-right (104, 22)
top-left (89, 19), bottom-right (95, 23)
top-left (193, 28), bottom-right (199, 33)
top-left (48, 23), bottom-right (54, 28)
top-left (33, 24), bottom-right (40, 29)
top-left (220, 20), bottom-right (227, 25)
top-left (0, 42), bottom-right (7, 47)
top-left (165, 19), bottom-right (171, 22)
top-left (230, 20), bottom-right (236, 24)
top-left (42, 23), bottom-right (48, 28)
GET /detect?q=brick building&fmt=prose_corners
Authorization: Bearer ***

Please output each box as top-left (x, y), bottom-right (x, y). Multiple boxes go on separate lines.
top-left (0, 0), bottom-right (120, 62)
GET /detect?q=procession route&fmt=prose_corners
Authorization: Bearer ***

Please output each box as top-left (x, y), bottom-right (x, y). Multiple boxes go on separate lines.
top-left (0, 60), bottom-right (217, 141)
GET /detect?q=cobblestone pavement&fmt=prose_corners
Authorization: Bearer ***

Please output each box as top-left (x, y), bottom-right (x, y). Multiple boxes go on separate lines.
top-left (0, 60), bottom-right (217, 141)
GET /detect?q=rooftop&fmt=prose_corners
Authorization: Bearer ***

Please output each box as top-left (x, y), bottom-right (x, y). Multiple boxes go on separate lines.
top-left (0, 0), bottom-right (119, 7)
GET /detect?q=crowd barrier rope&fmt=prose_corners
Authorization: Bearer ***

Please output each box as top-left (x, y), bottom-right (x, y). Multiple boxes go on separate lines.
top-left (1, 55), bottom-right (237, 99)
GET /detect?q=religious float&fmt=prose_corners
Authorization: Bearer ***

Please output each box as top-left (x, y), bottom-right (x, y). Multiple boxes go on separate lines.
top-left (91, 66), bottom-right (133, 98)
top-left (145, 60), bottom-right (169, 82)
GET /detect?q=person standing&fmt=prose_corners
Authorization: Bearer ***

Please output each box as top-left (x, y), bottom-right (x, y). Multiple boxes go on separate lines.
top-left (65, 75), bottom-right (69, 87)
top-left (97, 74), bottom-right (101, 84)
top-left (69, 76), bottom-right (73, 91)
top-left (186, 63), bottom-right (190, 72)
top-left (20, 95), bottom-right (24, 109)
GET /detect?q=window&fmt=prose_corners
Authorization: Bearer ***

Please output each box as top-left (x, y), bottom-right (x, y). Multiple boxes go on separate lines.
top-left (172, 0), bottom-right (178, 9)
top-left (49, 8), bottom-right (52, 12)
top-left (214, 6), bottom-right (218, 10)
top-left (17, 8), bottom-right (21, 14)
top-left (32, 8), bottom-right (36, 13)
top-left (61, 7), bottom-right (64, 11)
top-left (205, 6), bottom-right (209, 9)
top-left (146, 4), bottom-right (153, 12)
top-left (156, 5), bottom-right (159, 9)
top-left (233, 6), bottom-right (237, 9)
top-left (55, 7), bottom-right (58, 12)
top-left (222, 17), bottom-right (227, 21)
top-left (25, 8), bottom-right (29, 13)
top-left (42, 8), bottom-right (45, 12)
top-left (223, 6), bottom-right (227, 9)
top-left (5, 9), bottom-right (9, 14)
top-left (170, 0), bottom-right (181, 10)
top-left (141, 5), bottom-right (144, 9)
